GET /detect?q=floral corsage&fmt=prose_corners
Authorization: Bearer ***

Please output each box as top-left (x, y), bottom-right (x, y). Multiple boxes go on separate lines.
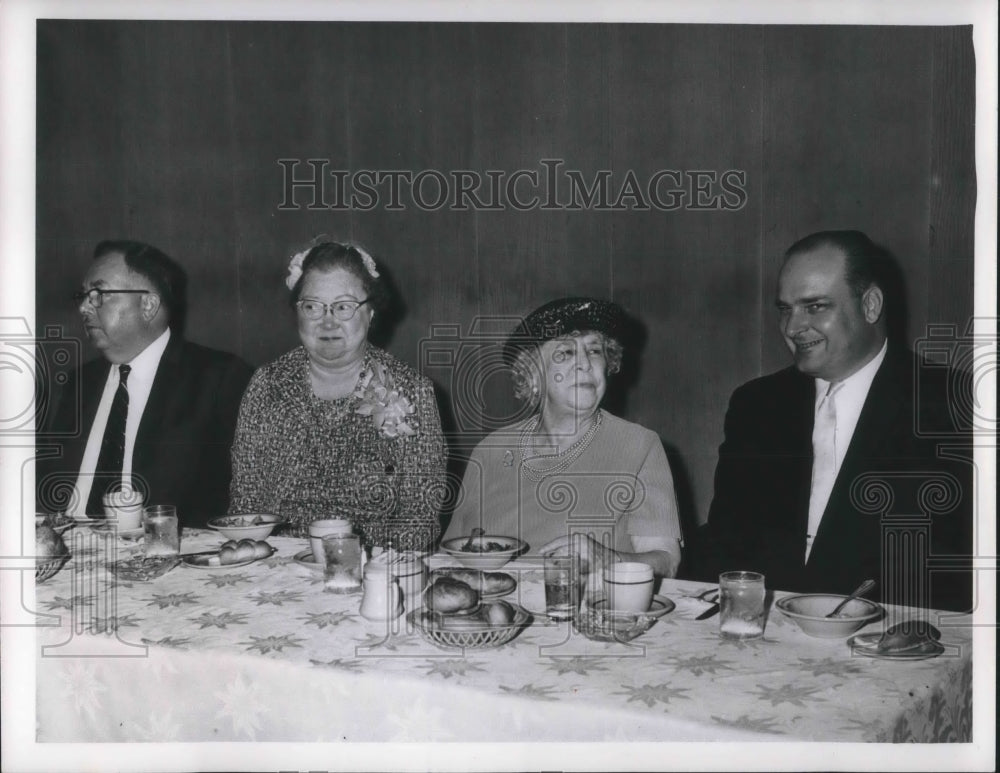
top-left (354, 362), bottom-right (417, 439)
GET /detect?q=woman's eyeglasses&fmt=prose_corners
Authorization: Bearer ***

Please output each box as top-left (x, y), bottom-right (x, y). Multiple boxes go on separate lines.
top-left (296, 299), bottom-right (371, 321)
top-left (73, 289), bottom-right (150, 308)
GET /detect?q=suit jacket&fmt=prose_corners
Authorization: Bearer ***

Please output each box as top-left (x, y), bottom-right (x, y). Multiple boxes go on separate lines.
top-left (703, 345), bottom-right (972, 611)
top-left (38, 335), bottom-right (254, 529)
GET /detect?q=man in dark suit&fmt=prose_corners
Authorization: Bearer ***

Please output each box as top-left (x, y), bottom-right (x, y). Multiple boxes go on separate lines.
top-left (703, 231), bottom-right (972, 612)
top-left (37, 240), bottom-right (254, 529)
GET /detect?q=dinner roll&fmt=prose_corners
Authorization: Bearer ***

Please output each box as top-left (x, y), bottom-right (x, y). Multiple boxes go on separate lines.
top-left (482, 572), bottom-right (516, 595)
top-left (252, 540), bottom-right (273, 559)
top-left (481, 600), bottom-right (516, 626)
top-left (235, 539), bottom-right (256, 561)
top-left (426, 576), bottom-right (479, 614)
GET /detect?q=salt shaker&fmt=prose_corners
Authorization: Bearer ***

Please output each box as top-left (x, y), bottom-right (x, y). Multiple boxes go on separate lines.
top-left (359, 554), bottom-right (403, 621)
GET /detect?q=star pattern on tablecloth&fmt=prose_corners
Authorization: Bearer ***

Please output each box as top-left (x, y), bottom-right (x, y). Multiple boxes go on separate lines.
top-left (614, 683), bottom-right (692, 708)
top-left (247, 589), bottom-right (304, 606)
top-left (260, 554), bottom-right (297, 568)
top-left (750, 682), bottom-right (827, 707)
top-left (43, 594), bottom-right (93, 611)
top-left (141, 635), bottom-right (192, 648)
top-left (240, 633), bottom-right (306, 654)
top-left (90, 612), bottom-right (143, 632)
top-left (710, 713), bottom-right (785, 735)
top-left (423, 659), bottom-right (487, 679)
top-left (60, 659), bottom-right (107, 721)
top-left (385, 696), bottom-right (458, 742)
top-left (665, 654), bottom-right (735, 676)
top-left (190, 610), bottom-right (250, 629)
top-left (544, 657), bottom-right (612, 676)
top-left (498, 683), bottom-right (559, 701)
top-left (146, 591), bottom-right (201, 609)
top-left (215, 672), bottom-right (266, 740)
top-left (796, 656), bottom-right (867, 678)
top-left (716, 634), bottom-right (772, 651)
top-left (310, 657), bottom-right (366, 673)
top-left (300, 610), bottom-right (359, 629)
top-left (202, 573), bottom-right (255, 588)
top-left (130, 709), bottom-right (182, 741)
top-left (353, 632), bottom-right (421, 652)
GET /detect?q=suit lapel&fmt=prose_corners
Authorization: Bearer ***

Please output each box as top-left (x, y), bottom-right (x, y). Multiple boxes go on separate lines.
top-left (134, 336), bottom-right (184, 457)
top-left (811, 347), bottom-right (907, 558)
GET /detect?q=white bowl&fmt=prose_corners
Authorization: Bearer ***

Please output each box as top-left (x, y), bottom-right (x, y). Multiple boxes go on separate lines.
top-left (208, 514), bottom-right (283, 541)
top-left (440, 534), bottom-right (527, 570)
top-left (776, 593), bottom-right (883, 638)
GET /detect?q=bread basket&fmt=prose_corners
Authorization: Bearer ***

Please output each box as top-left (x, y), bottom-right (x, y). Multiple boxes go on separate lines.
top-left (409, 605), bottom-right (532, 650)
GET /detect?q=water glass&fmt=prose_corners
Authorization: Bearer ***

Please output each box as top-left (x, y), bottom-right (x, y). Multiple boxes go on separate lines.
top-left (143, 505), bottom-right (180, 556)
top-left (719, 571), bottom-right (766, 640)
top-left (322, 533), bottom-right (363, 593)
top-left (543, 554), bottom-right (583, 620)
top-left (308, 518), bottom-right (353, 563)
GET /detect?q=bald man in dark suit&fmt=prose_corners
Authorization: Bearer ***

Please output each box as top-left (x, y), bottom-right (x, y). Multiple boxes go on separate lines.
top-left (703, 231), bottom-right (972, 612)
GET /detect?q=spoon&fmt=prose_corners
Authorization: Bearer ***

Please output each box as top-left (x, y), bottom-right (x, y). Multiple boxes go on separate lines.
top-left (826, 579), bottom-right (876, 618)
top-left (462, 527), bottom-right (484, 552)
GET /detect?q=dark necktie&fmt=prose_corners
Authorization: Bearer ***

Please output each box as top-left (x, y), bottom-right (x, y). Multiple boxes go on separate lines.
top-left (87, 364), bottom-right (131, 515)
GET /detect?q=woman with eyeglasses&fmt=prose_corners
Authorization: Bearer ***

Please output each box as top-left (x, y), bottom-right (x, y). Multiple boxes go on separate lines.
top-left (229, 237), bottom-right (446, 551)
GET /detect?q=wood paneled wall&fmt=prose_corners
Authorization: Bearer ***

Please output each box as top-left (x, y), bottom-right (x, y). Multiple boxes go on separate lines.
top-left (35, 22), bottom-right (976, 534)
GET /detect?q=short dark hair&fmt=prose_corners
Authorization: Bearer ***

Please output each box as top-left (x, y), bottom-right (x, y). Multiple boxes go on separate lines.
top-left (93, 240), bottom-right (187, 329)
top-left (784, 230), bottom-right (892, 299)
top-left (288, 239), bottom-right (388, 313)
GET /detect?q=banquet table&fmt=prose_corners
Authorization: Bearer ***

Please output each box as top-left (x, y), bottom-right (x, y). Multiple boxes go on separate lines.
top-left (32, 528), bottom-right (972, 743)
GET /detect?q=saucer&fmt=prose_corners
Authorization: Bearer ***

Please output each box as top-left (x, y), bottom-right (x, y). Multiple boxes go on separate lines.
top-left (293, 549), bottom-right (323, 570)
top-left (589, 595), bottom-right (676, 619)
top-left (91, 522), bottom-right (144, 541)
top-left (847, 632), bottom-right (945, 660)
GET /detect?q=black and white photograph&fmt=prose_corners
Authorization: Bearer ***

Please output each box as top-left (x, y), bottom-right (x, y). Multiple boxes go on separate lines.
top-left (1, 1), bottom-right (996, 771)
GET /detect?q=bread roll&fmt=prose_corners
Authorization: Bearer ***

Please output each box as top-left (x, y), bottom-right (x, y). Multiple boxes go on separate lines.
top-left (219, 545), bottom-right (239, 565)
top-left (482, 572), bottom-right (516, 595)
top-left (481, 600), bottom-right (516, 626)
top-left (426, 576), bottom-right (479, 613)
top-left (447, 569), bottom-right (484, 590)
top-left (252, 540), bottom-right (273, 559)
top-left (235, 539), bottom-right (256, 561)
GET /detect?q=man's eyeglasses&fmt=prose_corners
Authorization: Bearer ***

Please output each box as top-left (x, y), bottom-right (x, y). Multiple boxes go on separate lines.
top-left (296, 299), bottom-right (371, 321)
top-left (73, 289), bottom-right (150, 309)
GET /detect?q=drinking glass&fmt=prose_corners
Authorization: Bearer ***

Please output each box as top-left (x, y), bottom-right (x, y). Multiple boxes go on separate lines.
top-left (308, 519), bottom-right (353, 563)
top-left (543, 554), bottom-right (583, 620)
top-left (143, 505), bottom-right (180, 556)
top-left (719, 571), bottom-right (766, 640)
top-left (322, 533), bottom-right (363, 593)
top-left (103, 488), bottom-right (145, 530)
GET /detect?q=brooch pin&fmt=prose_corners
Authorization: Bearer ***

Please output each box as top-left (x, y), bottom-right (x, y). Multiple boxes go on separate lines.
top-left (502, 450), bottom-right (514, 467)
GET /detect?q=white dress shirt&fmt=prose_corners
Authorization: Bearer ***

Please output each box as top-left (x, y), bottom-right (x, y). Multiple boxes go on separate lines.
top-left (805, 339), bottom-right (888, 561)
top-left (70, 328), bottom-right (171, 516)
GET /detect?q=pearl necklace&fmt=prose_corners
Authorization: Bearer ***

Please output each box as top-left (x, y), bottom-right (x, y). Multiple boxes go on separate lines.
top-left (518, 411), bottom-right (604, 481)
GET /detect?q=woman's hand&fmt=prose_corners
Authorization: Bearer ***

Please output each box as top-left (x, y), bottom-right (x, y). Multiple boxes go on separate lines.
top-left (539, 534), bottom-right (620, 594)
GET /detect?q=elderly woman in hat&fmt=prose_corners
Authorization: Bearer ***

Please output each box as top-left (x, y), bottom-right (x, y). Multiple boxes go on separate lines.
top-left (229, 237), bottom-right (446, 551)
top-left (443, 297), bottom-right (682, 580)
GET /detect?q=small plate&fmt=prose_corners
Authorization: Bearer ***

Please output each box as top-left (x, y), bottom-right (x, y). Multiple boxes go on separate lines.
top-left (590, 594), bottom-right (676, 619)
top-left (847, 632), bottom-right (945, 660)
top-left (91, 522), bottom-right (144, 541)
top-left (293, 549), bottom-right (323, 570)
top-left (181, 553), bottom-right (256, 570)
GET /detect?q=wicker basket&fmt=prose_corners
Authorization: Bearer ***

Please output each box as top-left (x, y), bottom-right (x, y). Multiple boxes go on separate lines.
top-left (409, 605), bottom-right (532, 650)
top-left (36, 555), bottom-right (70, 584)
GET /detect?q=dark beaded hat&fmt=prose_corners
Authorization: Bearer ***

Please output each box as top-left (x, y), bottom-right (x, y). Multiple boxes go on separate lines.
top-left (503, 297), bottom-right (628, 363)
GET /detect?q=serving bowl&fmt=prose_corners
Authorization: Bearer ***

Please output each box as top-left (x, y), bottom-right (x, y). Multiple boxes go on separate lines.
top-left (775, 593), bottom-right (883, 638)
top-left (440, 534), bottom-right (527, 570)
top-left (208, 514), bottom-right (283, 541)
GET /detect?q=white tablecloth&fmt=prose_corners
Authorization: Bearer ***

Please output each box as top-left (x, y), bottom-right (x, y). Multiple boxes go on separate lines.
top-left (34, 529), bottom-right (972, 743)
